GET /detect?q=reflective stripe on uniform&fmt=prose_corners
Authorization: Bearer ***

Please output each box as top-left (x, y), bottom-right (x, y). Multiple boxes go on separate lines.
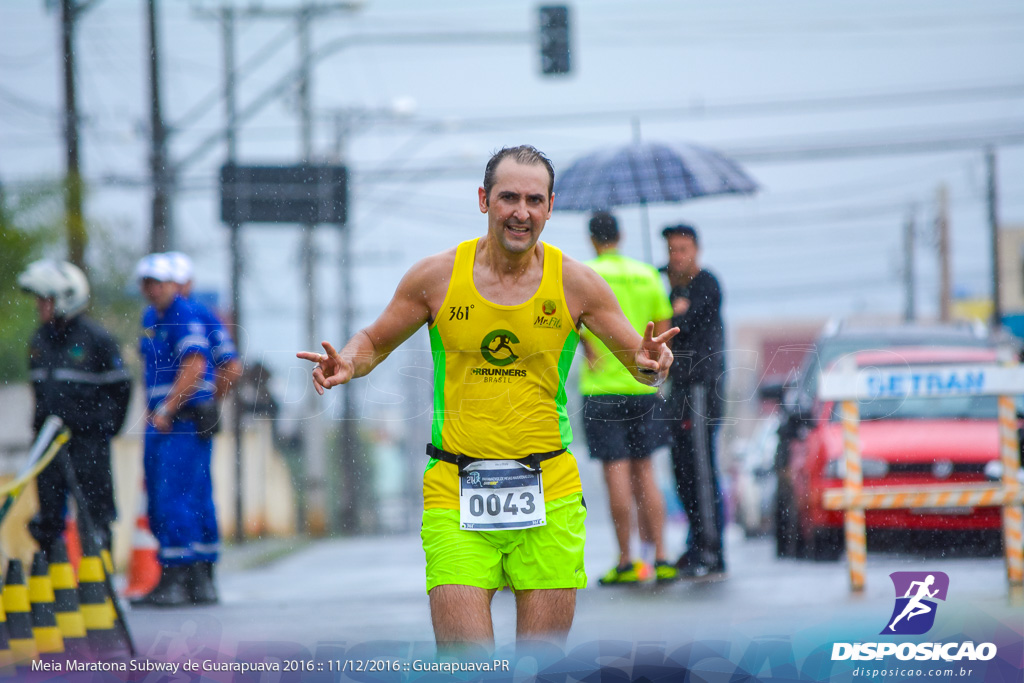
top-left (195, 380), bottom-right (216, 394)
top-left (51, 368), bottom-right (131, 384)
top-left (175, 336), bottom-right (210, 355)
top-left (212, 341), bottom-right (237, 365)
top-left (147, 383), bottom-right (173, 400)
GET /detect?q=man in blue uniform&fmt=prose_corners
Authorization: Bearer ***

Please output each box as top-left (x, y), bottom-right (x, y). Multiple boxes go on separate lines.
top-left (133, 253), bottom-right (221, 607)
top-left (165, 251), bottom-right (240, 603)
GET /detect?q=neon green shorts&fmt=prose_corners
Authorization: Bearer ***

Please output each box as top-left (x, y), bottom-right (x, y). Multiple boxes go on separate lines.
top-left (421, 492), bottom-right (587, 593)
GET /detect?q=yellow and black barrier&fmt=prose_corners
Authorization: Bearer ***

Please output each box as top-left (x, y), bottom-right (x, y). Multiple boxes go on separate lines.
top-left (0, 416), bottom-right (135, 665)
top-left (0, 582), bottom-right (16, 678)
top-left (48, 538), bottom-right (90, 658)
top-left (0, 417), bottom-right (69, 525)
top-left (77, 550), bottom-right (120, 658)
top-left (3, 560), bottom-right (37, 670)
top-left (76, 525), bottom-right (133, 659)
top-left (29, 552), bottom-right (64, 661)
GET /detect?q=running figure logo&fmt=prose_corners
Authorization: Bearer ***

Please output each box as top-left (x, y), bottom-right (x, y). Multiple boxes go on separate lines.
top-left (882, 571), bottom-right (949, 635)
top-left (480, 329), bottom-right (520, 367)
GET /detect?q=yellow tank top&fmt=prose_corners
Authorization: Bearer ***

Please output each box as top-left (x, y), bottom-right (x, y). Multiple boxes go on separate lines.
top-left (423, 238), bottom-right (582, 510)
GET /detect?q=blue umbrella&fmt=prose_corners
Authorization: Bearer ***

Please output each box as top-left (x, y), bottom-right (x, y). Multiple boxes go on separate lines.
top-left (554, 140), bottom-right (757, 261)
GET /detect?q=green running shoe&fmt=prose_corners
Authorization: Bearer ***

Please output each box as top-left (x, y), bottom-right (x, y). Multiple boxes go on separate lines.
top-left (654, 560), bottom-right (679, 584)
top-left (598, 561), bottom-right (652, 585)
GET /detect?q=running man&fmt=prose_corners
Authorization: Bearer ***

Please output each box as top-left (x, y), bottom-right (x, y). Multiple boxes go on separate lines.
top-left (299, 145), bottom-right (677, 650)
top-left (888, 575), bottom-right (939, 632)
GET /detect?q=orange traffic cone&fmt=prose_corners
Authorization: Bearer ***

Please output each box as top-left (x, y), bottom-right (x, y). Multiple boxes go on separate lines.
top-left (123, 486), bottom-right (160, 599)
top-left (63, 512), bottom-right (82, 576)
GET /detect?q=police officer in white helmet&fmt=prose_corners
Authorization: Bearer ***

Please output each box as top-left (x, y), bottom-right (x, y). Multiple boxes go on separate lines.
top-left (18, 260), bottom-right (132, 558)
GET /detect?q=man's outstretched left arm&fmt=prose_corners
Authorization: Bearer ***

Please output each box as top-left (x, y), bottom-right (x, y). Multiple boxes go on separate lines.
top-left (567, 260), bottom-right (678, 386)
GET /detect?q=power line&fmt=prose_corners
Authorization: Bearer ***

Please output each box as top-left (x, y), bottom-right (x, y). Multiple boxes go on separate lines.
top-left (397, 81), bottom-right (1024, 134)
top-left (726, 120), bottom-right (1024, 163)
top-left (0, 83), bottom-right (62, 120)
top-left (171, 18), bottom-right (296, 134)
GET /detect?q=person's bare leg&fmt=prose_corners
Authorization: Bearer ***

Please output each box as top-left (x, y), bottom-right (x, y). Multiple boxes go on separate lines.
top-left (602, 460), bottom-right (634, 567)
top-left (631, 458), bottom-right (667, 561)
top-left (515, 588), bottom-right (576, 645)
top-left (429, 584), bottom-right (497, 651)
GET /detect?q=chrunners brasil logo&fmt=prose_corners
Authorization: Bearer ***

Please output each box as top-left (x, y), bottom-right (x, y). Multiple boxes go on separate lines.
top-left (480, 330), bottom-right (520, 367)
top-left (883, 571), bottom-right (949, 635)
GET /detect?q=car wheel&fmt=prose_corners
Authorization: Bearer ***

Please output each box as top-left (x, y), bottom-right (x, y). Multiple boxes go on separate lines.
top-left (808, 526), bottom-right (843, 562)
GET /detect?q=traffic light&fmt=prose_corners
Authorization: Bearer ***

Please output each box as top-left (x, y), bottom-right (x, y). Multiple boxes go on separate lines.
top-left (539, 5), bottom-right (570, 75)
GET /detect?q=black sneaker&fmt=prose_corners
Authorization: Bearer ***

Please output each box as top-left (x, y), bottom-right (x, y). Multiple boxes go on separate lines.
top-left (677, 555), bottom-right (726, 581)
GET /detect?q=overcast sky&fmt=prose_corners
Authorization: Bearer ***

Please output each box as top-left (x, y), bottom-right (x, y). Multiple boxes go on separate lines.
top-left (2, 0), bottom-right (1023, 415)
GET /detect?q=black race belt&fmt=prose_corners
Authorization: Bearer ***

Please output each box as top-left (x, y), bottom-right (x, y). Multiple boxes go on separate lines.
top-left (425, 443), bottom-right (565, 471)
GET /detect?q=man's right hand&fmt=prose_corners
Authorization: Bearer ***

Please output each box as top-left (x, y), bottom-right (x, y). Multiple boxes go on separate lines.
top-left (296, 341), bottom-right (354, 395)
top-left (149, 410), bottom-right (173, 433)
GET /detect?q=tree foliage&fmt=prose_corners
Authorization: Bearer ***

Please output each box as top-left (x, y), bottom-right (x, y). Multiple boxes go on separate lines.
top-left (0, 181), bottom-right (142, 383)
top-left (0, 183), bottom-right (61, 383)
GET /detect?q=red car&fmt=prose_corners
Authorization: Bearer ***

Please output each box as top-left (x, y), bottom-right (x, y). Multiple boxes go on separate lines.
top-left (779, 346), bottom-right (1018, 561)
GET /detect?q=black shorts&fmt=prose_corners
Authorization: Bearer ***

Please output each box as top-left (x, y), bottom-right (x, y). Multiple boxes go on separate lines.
top-left (582, 394), bottom-right (661, 463)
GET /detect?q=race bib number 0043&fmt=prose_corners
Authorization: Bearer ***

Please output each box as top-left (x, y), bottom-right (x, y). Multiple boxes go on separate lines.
top-left (459, 459), bottom-right (545, 530)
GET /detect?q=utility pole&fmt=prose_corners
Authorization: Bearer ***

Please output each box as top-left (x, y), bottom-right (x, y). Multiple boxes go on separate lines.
top-left (903, 206), bottom-right (916, 322)
top-left (986, 147), bottom-right (1002, 328)
top-left (147, 0), bottom-right (171, 252)
top-left (296, 4), bottom-right (330, 537)
top-left (331, 111), bottom-right (357, 533)
top-left (59, 0), bottom-right (92, 269)
top-left (197, 0), bottom-right (360, 539)
top-left (328, 105), bottom-right (413, 533)
top-left (936, 185), bottom-right (952, 322)
top-left (338, 192), bottom-right (359, 532)
top-left (219, 4), bottom-right (247, 543)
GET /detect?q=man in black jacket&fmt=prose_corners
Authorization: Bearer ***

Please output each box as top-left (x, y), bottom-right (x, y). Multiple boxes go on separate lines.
top-left (661, 225), bottom-right (727, 579)
top-left (19, 260), bottom-right (132, 557)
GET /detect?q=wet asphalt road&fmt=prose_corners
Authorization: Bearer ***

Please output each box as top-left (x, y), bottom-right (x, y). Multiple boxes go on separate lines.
top-left (121, 516), bottom-right (1021, 661)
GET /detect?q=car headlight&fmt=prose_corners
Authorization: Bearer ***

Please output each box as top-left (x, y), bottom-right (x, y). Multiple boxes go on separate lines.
top-left (985, 460), bottom-right (1024, 483)
top-left (823, 457), bottom-right (889, 480)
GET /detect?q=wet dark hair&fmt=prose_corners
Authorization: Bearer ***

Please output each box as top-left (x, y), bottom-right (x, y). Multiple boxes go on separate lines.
top-left (661, 223), bottom-right (699, 246)
top-left (589, 211), bottom-right (619, 244)
top-left (482, 145), bottom-right (555, 201)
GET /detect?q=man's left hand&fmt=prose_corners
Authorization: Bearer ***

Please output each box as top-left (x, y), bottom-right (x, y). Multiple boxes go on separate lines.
top-left (635, 322), bottom-right (679, 383)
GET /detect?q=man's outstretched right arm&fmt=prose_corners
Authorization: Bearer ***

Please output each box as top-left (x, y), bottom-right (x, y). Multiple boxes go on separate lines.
top-left (297, 252), bottom-right (451, 394)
